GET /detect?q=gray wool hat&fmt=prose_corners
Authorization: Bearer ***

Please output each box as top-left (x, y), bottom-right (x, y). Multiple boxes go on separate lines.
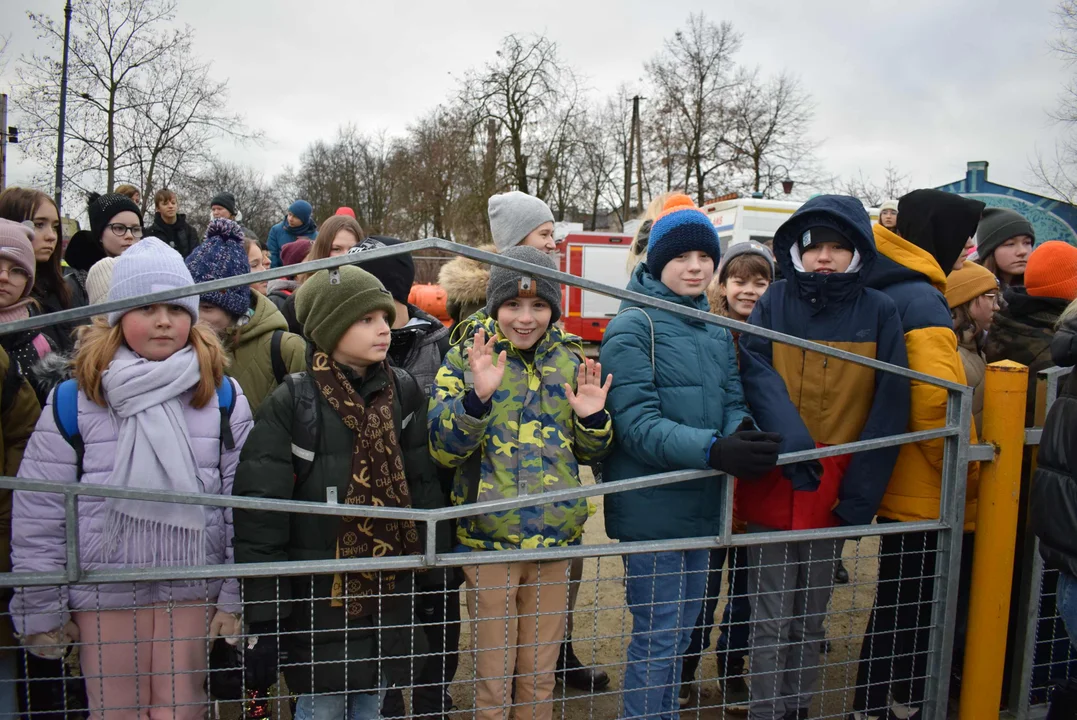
top-left (975, 207), bottom-right (1035, 260)
top-left (486, 246), bottom-right (562, 323)
top-left (488, 191), bottom-right (555, 252)
top-left (717, 240), bottom-right (776, 281)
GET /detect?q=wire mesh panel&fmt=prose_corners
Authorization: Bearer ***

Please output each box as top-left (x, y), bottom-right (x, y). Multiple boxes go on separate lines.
top-left (0, 526), bottom-right (964, 720)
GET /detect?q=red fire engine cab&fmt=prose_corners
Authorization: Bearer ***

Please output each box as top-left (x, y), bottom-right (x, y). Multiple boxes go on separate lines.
top-left (559, 231), bottom-right (634, 343)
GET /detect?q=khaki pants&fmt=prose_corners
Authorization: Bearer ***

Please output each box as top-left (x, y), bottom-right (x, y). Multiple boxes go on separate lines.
top-left (463, 561), bottom-right (570, 720)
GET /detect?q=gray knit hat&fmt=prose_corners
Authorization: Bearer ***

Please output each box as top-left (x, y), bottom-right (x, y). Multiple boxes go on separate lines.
top-left (717, 240), bottom-right (776, 281)
top-left (107, 237), bottom-right (199, 327)
top-left (486, 246), bottom-right (561, 323)
top-left (975, 207), bottom-right (1035, 260)
top-left (488, 191), bottom-right (555, 252)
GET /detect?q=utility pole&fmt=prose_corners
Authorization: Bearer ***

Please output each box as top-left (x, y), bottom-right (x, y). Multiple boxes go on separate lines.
top-left (634, 96), bottom-right (644, 213)
top-left (624, 95), bottom-right (640, 221)
top-left (54, 0), bottom-right (74, 215)
top-left (0, 94), bottom-right (8, 192)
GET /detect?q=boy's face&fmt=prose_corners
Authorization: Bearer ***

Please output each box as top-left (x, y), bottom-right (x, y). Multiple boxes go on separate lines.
top-left (721, 273), bottom-right (770, 321)
top-left (332, 310), bottom-right (392, 370)
top-left (660, 250), bottom-right (715, 297)
top-left (496, 297), bottom-right (552, 351)
top-left (210, 205), bottom-right (232, 220)
top-left (198, 302), bottom-right (233, 334)
top-left (520, 222), bottom-right (557, 253)
top-left (158, 195), bottom-right (178, 222)
top-left (286, 212), bottom-right (303, 228)
top-left (802, 242), bottom-right (853, 274)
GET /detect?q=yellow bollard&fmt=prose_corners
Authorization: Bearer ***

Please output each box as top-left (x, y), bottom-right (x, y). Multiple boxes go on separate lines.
top-left (960, 360), bottom-right (1029, 719)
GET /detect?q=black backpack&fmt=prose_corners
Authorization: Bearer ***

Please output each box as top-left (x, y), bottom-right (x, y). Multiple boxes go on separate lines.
top-left (284, 366), bottom-right (421, 486)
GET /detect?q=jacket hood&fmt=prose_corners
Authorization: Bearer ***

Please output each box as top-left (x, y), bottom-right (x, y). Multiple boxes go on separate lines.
top-left (999, 286), bottom-right (1069, 331)
top-left (1051, 316), bottom-right (1077, 366)
top-left (239, 291), bottom-right (289, 344)
top-left (868, 223), bottom-right (949, 294)
top-left (454, 309), bottom-right (581, 358)
top-left (895, 189), bottom-right (984, 275)
top-left (622, 261), bottom-right (711, 315)
top-left (438, 244), bottom-right (495, 306)
top-left (773, 195), bottom-right (876, 310)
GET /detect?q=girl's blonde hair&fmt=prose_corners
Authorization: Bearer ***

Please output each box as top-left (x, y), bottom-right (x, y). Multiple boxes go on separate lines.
top-left (626, 192), bottom-right (678, 273)
top-left (74, 316), bottom-right (227, 409)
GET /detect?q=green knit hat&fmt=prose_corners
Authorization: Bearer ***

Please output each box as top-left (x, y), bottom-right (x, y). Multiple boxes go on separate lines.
top-left (294, 266), bottom-right (397, 353)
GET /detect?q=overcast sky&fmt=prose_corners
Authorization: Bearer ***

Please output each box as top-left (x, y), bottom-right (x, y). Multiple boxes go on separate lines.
top-left (0, 0), bottom-right (1069, 201)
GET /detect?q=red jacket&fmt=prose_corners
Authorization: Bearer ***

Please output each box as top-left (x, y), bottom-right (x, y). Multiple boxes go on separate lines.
top-left (735, 444), bottom-right (851, 531)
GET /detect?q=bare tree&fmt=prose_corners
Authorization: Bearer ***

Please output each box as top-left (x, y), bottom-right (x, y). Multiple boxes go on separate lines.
top-left (645, 15), bottom-right (742, 205)
top-left (839, 163), bottom-right (910, 207)
top-left (462, 33), bottom-right (577, 198)
top-left (13, 0), bottom-right (252, 207)
top-left (178, 160), bottom-right (288, 240)
top-left (1033, 0), bottom-right (1077, 202)
top-left (725, 69), bottom-right (816, 197)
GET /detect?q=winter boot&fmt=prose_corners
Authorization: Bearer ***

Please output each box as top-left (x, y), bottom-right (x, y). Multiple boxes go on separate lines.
top-left (556, 640), bottom-right (610, 691)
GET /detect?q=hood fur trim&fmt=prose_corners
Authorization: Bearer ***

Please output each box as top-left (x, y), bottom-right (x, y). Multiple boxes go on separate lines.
top-left (438, 244), bottom-right (496, 305)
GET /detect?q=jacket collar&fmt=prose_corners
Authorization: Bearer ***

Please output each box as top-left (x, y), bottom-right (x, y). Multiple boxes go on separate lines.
top-left (869, 224), bottom-right (948, 293)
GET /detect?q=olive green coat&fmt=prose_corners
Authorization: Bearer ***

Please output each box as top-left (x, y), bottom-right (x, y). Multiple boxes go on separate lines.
top-left (227, 292), bottom-right (307, 412)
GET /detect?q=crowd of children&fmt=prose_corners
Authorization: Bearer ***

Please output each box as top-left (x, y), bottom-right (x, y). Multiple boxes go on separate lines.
top-left (0, 180), bottom-right (1073, 720)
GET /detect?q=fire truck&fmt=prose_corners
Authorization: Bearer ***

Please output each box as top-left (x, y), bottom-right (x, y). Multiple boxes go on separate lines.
top-left (559, 230), bottom-right (634, 343)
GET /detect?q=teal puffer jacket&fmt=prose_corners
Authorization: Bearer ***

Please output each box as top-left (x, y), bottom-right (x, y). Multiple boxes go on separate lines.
top-left (598, 262), bottom-right (751, 542)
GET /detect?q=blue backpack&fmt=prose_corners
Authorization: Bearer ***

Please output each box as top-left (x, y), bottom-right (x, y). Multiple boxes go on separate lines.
top-left (52, 376), bottom-right (238, 478)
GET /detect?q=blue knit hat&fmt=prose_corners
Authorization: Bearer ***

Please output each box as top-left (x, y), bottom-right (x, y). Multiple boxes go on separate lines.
top-left (185, 219), bottom-right (252, 318)
top-left (646, 194), bottom-right (721, 278)
top-left (107, 238), bottom-right (199, 327)
top-left (288, 200), bottom-right (313, 225)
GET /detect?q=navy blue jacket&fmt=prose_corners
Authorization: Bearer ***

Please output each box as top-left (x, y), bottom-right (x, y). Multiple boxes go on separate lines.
top-left (738, 195), bottom-right (910, 528)
top-left (598, 264), bottom-right (751, 542)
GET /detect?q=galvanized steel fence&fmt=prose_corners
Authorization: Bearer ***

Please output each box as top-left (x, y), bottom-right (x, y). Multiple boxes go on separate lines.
top-left (0, 240), bottom-right (984, 719)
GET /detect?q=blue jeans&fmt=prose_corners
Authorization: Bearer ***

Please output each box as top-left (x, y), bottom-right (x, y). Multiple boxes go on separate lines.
top-left (1058, 571), bottom-right (1077, 651)
top-left (621, 550), bottom-right (709, 720)
top-left (294, 691), bottom-right (383, 720)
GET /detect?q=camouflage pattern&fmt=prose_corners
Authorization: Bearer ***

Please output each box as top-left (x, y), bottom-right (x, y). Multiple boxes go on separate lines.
top-left (429, 313), bottom-right (613, 551)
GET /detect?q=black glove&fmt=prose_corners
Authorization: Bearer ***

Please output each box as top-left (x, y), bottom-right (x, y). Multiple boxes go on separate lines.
top-left (708, 429), bottom-right (782, 480)
top-left (243, 622), bottom-right (279, 692)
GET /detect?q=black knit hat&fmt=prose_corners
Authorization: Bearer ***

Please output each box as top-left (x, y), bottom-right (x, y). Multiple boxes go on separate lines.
top-left (88, 193), bottom-right (142, 244)
top-left (210, 192), bottom-right (238, 217)
top-left (346, 236), bottom-right (415, 305)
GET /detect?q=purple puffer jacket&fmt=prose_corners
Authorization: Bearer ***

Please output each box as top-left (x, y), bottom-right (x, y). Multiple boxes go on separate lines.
top-left (10, 380), bottom-right (253, 637)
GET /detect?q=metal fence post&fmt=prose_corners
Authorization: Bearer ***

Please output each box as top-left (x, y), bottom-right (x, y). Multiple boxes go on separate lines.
top-left (925, 385), bottom-right (973, 718)
top-left (960, 360), bottom-right (1030, 719)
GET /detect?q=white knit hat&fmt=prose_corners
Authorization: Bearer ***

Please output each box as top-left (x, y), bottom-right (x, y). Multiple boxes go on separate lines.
top-left (106, 238), bottom-right (199, 327)
top-left (487, 191), bottom-right (555, 253)
top-left (86, 257), bottom-right (117, 305)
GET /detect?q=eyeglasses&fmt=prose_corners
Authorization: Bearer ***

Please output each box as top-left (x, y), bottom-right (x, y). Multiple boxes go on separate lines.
top-left (107, 223), bottom-right (143, 238)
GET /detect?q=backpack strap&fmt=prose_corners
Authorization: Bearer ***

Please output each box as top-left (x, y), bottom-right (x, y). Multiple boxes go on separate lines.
top-left (285, 372), bottom-right (320, 487)
top-left (217, 377), bottom-right (237, 451)
top-left (52, 378), bottom-right (85, 479)
top-left (390, 365), bottom-right (422, 441)
top-left (617, 307), bottom-right (656, 380)
top-left (436, 332), bottom-right (451, 361)
top-left (270, 330), bottom-right (288, 385)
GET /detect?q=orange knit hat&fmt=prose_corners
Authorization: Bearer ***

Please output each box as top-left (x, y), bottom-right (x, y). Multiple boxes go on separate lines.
top-left (944, 262), bottom-right (998, 309)
top-left (1026, 241), bottom-right (1077, 302)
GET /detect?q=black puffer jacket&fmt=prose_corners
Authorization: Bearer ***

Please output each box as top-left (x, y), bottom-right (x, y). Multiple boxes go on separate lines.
top-left (232, 360), bottom-right (448, 695)
top-left (1031, 317), bottom-right (1077, 578)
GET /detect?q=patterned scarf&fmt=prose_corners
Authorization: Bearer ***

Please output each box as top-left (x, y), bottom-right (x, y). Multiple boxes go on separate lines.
top-left (310, 350), bottom-right (422, 618)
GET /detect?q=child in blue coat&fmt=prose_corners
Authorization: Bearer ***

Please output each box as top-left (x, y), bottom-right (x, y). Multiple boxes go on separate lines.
top-left (599, 194), bottom-right (781, 719)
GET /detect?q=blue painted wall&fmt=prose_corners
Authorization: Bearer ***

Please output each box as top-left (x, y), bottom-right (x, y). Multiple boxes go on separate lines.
top-left (935, 161), bottom-right (1077, 246)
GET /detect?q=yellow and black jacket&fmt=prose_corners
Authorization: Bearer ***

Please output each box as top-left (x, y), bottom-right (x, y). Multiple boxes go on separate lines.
top-left (868, 224), bottom-right (981, 530)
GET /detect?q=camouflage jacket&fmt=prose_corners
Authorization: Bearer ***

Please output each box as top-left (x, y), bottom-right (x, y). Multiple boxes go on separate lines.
top-left (428, 314), bottom-right (613, 551)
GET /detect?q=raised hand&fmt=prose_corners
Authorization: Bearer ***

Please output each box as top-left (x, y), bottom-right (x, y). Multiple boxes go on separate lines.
top-left (565, 359), bottom-right (613, 418)
top-left (469, 328), bottom-right (507, 402)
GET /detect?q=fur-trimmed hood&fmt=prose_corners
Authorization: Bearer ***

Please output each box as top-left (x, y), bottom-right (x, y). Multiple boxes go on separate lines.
top-left (438, 244), bottom-right (495, 307)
